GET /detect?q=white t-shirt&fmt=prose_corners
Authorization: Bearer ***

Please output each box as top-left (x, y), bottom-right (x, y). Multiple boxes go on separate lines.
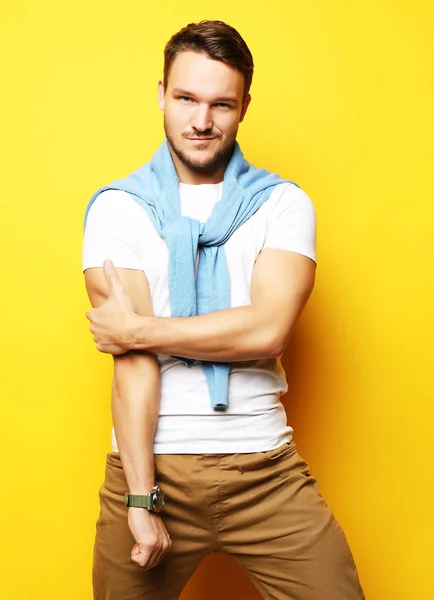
top-left (83, 181), bottom-right (316, 454)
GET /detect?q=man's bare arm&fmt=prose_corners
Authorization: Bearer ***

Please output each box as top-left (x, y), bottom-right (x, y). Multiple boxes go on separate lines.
top-left (85, 267), bottom-right (170, 569)
top-left (85, 267), bottom-right (159, 493)
top-left (88, 250), bottom-right (315, 361)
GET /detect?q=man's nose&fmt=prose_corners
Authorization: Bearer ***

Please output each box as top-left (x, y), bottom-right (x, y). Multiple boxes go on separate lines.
top-left (191, 104), bottom-right (212, 133)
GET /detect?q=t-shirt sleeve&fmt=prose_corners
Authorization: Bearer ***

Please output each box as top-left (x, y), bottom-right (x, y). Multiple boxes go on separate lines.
top-left (82, 189), bottom-right (144, 272)
top-left (262, 183), bottom-right (317, 264)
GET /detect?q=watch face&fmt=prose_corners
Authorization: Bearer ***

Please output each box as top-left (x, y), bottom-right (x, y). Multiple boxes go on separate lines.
top-left (152, 487), bottom-right (165, 512)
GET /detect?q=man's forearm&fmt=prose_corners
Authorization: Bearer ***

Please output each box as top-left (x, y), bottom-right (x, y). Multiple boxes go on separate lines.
top-left (87, 252), bottom-right (315, 361)
top-left (128, 303), bottom-right (299, 362)
top-left (112, 352), bottom-right (160, 494)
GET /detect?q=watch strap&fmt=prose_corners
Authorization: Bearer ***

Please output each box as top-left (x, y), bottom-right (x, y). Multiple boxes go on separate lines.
top-left (125, 493), bottom-right (153, 509)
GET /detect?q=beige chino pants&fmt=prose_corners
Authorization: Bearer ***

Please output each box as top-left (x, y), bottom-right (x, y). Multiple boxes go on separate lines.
top-left (93, 441), bottom-right (365, 600)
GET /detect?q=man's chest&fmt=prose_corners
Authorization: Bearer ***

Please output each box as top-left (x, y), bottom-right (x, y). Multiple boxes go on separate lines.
top-left (137, 211), bottom-right (268, 316)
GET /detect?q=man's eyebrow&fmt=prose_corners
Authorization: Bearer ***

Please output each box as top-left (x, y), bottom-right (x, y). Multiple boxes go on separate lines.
top-left (214, 96), bottom-right (238, 104)
top-left (172, 88), bottom-right (194, 96)
top-left (171, 88), bottom-right (238, 103)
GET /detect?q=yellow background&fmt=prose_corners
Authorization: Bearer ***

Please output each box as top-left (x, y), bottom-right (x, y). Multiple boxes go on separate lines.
top-left (1, 1), bottom-right (433, 598)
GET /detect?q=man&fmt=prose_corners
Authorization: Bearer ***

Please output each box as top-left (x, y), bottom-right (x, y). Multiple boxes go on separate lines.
top-left (83, 20), bottom-right (365, 600)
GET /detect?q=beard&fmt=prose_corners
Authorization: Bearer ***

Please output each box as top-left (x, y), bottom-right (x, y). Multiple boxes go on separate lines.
top-left (164, 117), bottom-right (236, 174)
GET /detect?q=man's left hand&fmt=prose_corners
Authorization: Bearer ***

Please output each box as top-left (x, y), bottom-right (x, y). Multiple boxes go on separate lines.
top-left (86, 260), bottom-right (138, 355)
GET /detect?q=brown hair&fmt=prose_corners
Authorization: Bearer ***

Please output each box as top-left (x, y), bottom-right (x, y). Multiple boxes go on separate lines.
top-left (164, 20), bottom-right (254, 100)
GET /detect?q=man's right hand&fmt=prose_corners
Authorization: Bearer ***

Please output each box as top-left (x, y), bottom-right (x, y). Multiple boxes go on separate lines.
top-left (128, 507), bottom-right (172, 569)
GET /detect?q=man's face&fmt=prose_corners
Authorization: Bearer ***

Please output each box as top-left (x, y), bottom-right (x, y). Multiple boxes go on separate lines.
top-left (158, 51), bottom-right (251, 181)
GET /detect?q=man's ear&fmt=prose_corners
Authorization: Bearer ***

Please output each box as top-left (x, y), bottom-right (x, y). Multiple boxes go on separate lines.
top-left (158, 80), bottom-right (165, 111)
top-left (240, 94), bottom-right (251, 123)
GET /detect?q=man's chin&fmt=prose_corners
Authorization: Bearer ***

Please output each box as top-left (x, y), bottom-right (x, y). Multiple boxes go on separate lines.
top-left (166, 134), bottom-right (236, 173)
top-left (174, 148), bottom-right (221, 172)
top-left (183, 151), bottom-right (218, 171)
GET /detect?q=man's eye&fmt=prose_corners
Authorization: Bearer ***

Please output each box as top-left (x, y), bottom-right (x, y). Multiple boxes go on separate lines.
top-left (180, 96), bottom-right (193, 103)
top-left (215, 103), bottom-right (231, 109)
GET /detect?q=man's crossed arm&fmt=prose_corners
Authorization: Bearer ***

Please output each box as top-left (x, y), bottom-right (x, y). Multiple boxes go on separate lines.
top-left (86, 248), bottom-right (316, 361)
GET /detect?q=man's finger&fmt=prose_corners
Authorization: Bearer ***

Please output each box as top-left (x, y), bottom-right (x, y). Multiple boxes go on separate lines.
top-left (95, 341), bottom-right (126, 355)
top-left (103, 259), bottom-right (123, 296)
top-left (131, 544), bottom-right (148, 568)
top-left (152, 541), bottom-right (170, 570)
top-left (131, 542), bottom-right (156, 570)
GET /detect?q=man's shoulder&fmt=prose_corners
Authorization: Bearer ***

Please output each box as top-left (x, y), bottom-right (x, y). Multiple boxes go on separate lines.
top-left (93, 188), bottom-right (137, 206)
top-left (84, 189), bottom-right (157, 244)
top-left (88, 189), bottom-right (149, 221)
top-left (265, 182), bottom-right (315, 214)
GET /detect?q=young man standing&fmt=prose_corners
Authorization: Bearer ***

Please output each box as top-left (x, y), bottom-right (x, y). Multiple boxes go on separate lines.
top-left (84, 20), bottom-right (365, 600)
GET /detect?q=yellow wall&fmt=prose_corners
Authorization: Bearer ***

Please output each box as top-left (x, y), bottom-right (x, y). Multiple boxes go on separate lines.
top-left (1, 1), bottom-right (433, 598)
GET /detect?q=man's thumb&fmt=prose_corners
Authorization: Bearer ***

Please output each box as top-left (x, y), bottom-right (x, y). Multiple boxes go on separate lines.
top-left (103, 259), bottom-right (122, 295)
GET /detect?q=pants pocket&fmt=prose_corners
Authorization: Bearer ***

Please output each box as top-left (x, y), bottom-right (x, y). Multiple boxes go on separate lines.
top-left (261, 440), bottom-right (298, 461)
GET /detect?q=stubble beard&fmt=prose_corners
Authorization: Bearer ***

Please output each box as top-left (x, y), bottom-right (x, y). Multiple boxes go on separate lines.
top-left (164, 118), bottom-right (236, 175)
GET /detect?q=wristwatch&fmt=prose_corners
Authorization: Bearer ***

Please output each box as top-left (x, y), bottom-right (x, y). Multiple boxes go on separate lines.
top-left (125, 486), bottom-right (165, 512)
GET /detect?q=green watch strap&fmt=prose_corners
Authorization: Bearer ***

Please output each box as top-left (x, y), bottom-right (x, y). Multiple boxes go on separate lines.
top-left (125, 493), bottom-right (153, 509)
